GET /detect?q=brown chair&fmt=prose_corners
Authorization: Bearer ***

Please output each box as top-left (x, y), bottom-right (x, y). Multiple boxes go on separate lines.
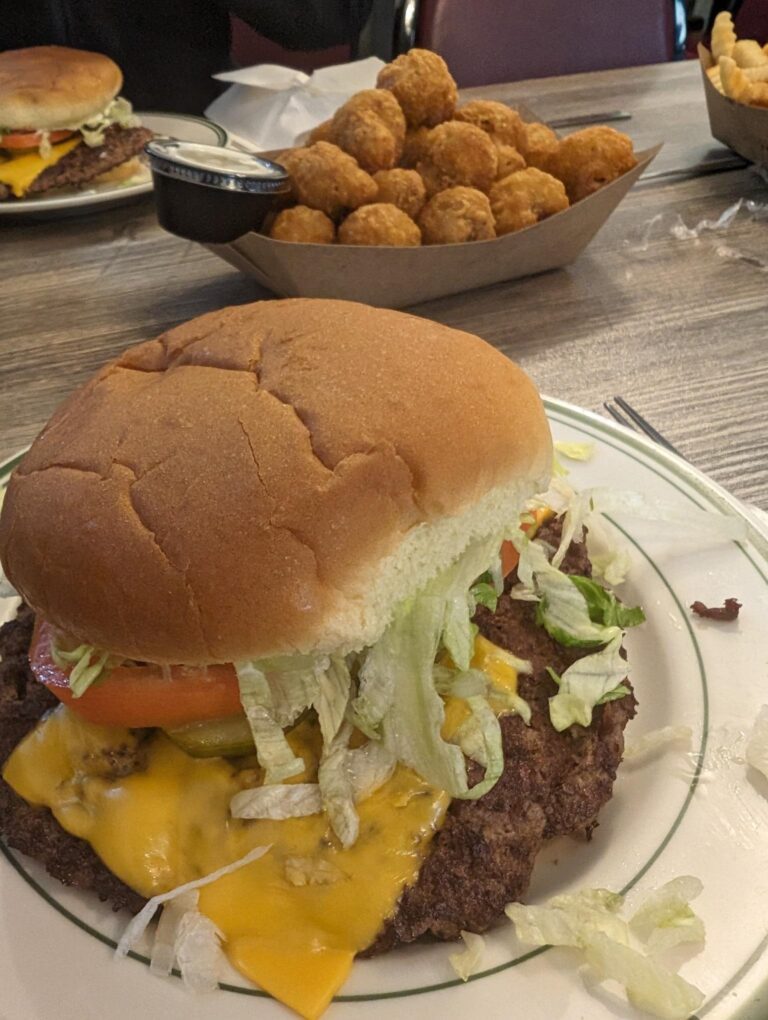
top-left (403, 0), bottom-right (677, 87)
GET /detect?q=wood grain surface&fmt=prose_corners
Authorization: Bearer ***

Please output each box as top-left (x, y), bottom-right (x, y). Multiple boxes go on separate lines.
top-left (1, 61), bottom-right (766, 508)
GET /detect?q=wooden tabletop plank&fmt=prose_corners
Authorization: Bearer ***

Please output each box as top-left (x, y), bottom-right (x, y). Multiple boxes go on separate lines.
top-left (1, 60), bottom-right (766, 510)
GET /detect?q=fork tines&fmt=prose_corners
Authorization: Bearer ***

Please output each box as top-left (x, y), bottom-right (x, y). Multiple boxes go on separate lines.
top-left (603, 397), bottom-right (687, 461)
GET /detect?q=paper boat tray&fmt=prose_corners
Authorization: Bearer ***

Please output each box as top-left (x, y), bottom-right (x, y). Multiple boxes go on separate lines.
top-left (699, 44), bottom-right (768, 167)
top-left (208, 146), bottom-right (659, 309)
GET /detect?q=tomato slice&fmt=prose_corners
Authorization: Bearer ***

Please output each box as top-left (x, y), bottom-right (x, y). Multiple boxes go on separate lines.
top-left (1, 129), bottom-right (75, 150)
top-left (30, 618), bottom-right (243, 728)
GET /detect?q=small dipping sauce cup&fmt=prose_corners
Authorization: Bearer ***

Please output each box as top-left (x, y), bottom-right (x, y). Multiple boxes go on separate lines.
top-left (145, 139), bottom-right (291, 243)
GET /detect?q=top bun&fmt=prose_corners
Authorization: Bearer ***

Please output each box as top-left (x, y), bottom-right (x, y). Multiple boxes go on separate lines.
top-left (0, 46), bottom-right (122, 131)
top-left (0, 299), bottom-right (551, 664)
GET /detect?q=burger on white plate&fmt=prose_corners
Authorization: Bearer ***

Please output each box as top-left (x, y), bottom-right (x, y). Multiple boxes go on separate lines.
top-left (0, 299), bottom-right (641, 1019)
top-left (0, 44), bottom-right (152, 201)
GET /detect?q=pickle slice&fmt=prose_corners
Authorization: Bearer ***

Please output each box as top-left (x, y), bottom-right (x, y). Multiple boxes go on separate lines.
top-left (164, 714), bottom-right (255, 758)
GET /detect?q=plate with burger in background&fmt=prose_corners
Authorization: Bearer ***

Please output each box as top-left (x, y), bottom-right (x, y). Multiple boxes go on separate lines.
top-left (0, 45), bottom-right (228, 217)
top-left (1, 299), bottom-right (768, 1020)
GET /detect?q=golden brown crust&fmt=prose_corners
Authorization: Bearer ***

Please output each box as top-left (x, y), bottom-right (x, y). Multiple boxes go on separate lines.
top-left (377, 49), bottom-right (457, 128)
top-left (417, 121), bottom-right (498, 197)
top-left (518, 122), bottom-right (560, 173)
top-left (547, 127), bottom-right (637, 203)
top-left (490, 168), bottom-right (569, 235)
top-left (418, 187), bottom-right (495, 244)
top-left (277, 142), bottom-right (377, 218)
top-left (400, 126), bottom-right (434, 169)
top-left (0, 46), bottom-right (122, 130)
top-left (454, 101), bottom-right (527, 150)
top-left (372, 168), bottom-right (426, 219)
top-left (338, 203), bottom-right (421, 246)
top-left (269, 206), bottom-right (336, 243)
top-left (494, 143), bottom-right (526, 180)
top-left (0, 300), bottom-right (551, 664)
top-left (329, 90), bottom-right (406, 173)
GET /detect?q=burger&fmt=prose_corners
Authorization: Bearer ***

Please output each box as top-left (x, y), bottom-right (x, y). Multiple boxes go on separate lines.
top-left (0, 300), bottom-right (639, 1018)
top-left (0, 45), bottom-right (152, 201)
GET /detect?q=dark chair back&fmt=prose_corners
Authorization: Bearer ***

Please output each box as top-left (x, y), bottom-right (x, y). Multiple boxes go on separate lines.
top-left (414, 0), bottom-right (676, 87)
top-left (230, 16), bottom-right (351, 72)
top-left (733, 0), bottom-right (768, 40)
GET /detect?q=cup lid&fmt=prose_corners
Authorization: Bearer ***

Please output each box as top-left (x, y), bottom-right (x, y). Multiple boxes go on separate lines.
top-left (145, 139), bottom-right (291, 194)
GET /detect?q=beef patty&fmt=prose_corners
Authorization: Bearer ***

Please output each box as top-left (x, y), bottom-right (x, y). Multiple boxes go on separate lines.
top-left (0, 520), bottom-right (636, 944)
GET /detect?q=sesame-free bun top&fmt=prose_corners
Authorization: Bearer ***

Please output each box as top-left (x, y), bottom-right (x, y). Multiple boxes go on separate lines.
top-left (0, 46), bottom-right (122, 131)
top-left (0, 299), bottom-right (551, 664)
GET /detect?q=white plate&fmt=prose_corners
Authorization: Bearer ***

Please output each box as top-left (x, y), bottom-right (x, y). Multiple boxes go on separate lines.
top-left (0, 112), bottom-right (228, 219)
top-left (2, 397), bottom-right (768, 1020)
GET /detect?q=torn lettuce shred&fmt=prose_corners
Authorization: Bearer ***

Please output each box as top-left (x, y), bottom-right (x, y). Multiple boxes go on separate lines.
top-left (553, 440), bottom-right (595, 462)
top-left (547, 635), bottom-right (631, 732)
top-left (448, 930), bottom-right (486, 981)
top-left (117, 844), bottom-right (271, 966)
top-left (230, 733), bottom-right (396, 848)
top-left (507, 524), bottom-right (642, 731)
top-left (150, 888), bottom-right (225, 994)
top-left (69, 96), bottom-right (140, 147)
top-left (505, 880), bottom-right (705, 1020)
top-left (49, 637), bottom-right (115, 697)
top-left (623, 726), bottom-right (693, 763)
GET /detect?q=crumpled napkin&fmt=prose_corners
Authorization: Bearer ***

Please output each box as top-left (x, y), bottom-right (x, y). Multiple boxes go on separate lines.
top-left (205, 56), bottom-right (385, 152)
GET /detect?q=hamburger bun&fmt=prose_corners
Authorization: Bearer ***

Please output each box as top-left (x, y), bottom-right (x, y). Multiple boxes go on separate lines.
top-left (0, 299), bottom-right (551, 665)
top-left (0, 46), bottom-right (122, 131)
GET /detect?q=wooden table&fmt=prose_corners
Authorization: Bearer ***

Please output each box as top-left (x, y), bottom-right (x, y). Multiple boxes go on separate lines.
top-left (1, 60), bottom-right (767, 508)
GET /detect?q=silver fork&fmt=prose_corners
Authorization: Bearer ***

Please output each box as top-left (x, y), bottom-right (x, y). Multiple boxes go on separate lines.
top-left (602, 396), bottom-right (688, 461)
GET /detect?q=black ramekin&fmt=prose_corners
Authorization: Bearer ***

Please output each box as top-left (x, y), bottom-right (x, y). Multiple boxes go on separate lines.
top-left (145, 139), bottom-right (291, 243)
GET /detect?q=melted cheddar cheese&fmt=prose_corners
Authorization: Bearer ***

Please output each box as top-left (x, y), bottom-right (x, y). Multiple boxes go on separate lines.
top-left (3, 710), bottom-right (448, 1018)
top-left (3, 636), bottom-right (522, 1018)
top-left (0, 138), bottom-right (81, 198)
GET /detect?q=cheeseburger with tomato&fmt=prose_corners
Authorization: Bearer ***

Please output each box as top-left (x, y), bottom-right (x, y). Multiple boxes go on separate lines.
top-left (0, 45), bottom-right (152, 201)
top-left (0, 300), bottom-right (636, 1019)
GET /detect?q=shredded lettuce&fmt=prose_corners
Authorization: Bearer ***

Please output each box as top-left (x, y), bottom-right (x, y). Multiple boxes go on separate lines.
top-left (554, 440), bottom-right (595, 462)
top-left (65, 96), bottom-right (140, 147)
top-left (569, 575), bottom-right (646, 629)
top-left (318, 722), bottom-right (359, 847)
top-left (233, 531), bottom-right (538, 833)
top-left (584, 932), bottom-right (705, 1019)
top-left (230, 736), bottom-right (396, 841)
top-left (117, 844), bottom-right (271, 961)
top-left (235, 662), bottom-right (306, 784)
top-left (470, 580), bottom-right (499, 613)
top-left (548, 634), bottom-right (630, 731)
top-left (437, 535), bottom-right (502, 671)
top-left (151, 889), bottom-right (198, 977)
top-left (510, 531), bottom-right (630, 649)
top-left (173, 909), bottom-right (225, 994)
top-left (746, 704), bottom-right (768, 780)
top-left (629, 876), bottom-right (705, 954)
top-left (448, 930), bottom-right (486, 981)
top-left (623, 726), bottom-right (693, 763)
top-left (451, 695), bottom-right (504, 793)
top-left (583, 510), bottom-right (633, 586)
top-left (150, 889), bottom-right (226, 993)
top-left (379, 594), bottom-right (469, 795)
top-left (230, 782), bottom-right (322, 820)
top-left (506, 881), bottom-right (705, 1020)
top-left (313, 655), bottom-right (351, 744)
top-left (49, 638), bottom-right (114, 697)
